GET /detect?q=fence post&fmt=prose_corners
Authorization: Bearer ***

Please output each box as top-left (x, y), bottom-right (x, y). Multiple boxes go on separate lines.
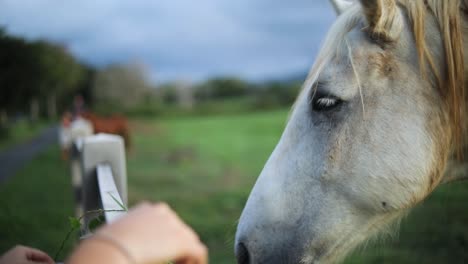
top-left (80, 134), bottom-right (127, 232)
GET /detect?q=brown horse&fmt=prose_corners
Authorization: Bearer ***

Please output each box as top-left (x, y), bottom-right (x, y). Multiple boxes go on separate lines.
top-left (80, 112), bottom-right (131, 150)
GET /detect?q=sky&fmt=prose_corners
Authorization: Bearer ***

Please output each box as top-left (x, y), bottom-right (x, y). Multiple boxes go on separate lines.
top-left (0, 0), bottom-right (336, 84)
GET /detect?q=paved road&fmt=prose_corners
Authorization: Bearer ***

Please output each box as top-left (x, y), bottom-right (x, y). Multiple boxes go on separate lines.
top-left (0, 126), bottom-right (58, 184)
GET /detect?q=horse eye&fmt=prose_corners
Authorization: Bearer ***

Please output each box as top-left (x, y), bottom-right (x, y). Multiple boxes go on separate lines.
top-left (312, 96), bottom-right (342, 111)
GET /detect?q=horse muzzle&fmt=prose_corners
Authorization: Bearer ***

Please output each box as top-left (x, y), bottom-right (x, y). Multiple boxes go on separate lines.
top-left (234, 235), bottom-right (308, 264)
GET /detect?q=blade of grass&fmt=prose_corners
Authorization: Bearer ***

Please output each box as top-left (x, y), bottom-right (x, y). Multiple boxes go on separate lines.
top-left (108, 191), bottom-right (128, 211)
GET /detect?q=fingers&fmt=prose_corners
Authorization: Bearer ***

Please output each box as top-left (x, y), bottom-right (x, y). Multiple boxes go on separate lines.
top-left (173, 234), bottom-right (208, 264)
top-left (26, 248), bottom-right (55, 264)
top-left (186, 244), bottom-right (208, 264)
top-left (25, 261), bottom-right (55, 264)
top-left (3, 245), bottom-right (55, 264)
top-left (136, 202), bottom-right (208, 264)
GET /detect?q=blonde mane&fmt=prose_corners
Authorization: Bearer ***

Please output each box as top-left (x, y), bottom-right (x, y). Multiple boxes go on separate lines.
top-left (304, 0), bottom-right (466, 159)
top-left (402, 0), bottom-right (466, 159)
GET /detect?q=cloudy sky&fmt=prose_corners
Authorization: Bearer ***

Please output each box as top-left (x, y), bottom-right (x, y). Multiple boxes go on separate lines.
top-left (0, 0), bottom-right (336, 83)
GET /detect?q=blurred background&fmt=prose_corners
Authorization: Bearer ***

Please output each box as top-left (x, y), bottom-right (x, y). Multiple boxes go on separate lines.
top-left (0, 0), bottom-right (466, 263)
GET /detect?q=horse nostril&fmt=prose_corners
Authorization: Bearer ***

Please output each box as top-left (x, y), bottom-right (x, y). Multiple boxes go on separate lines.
top-left (236, 242), bottom-right (250, 264)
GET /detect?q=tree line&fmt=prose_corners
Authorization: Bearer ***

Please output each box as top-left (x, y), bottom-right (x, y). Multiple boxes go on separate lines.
top-left (157, 77), bottom-right (303, 115)
top-left (0, 28), bottom-right (94, 122)
top-left (0, 27), bottom-right (304, 123)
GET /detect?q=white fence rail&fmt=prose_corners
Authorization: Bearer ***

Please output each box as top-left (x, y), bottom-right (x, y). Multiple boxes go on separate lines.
top-left (70, 133), bottom-right (128, 236)
top-left (96, 164), bottom-right (127, 223)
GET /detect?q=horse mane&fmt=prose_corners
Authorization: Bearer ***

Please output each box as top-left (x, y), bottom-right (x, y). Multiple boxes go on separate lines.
top-left (400, 0), bottom-right (466, 160)
top-left (305, 0), bottom-right (466, 160)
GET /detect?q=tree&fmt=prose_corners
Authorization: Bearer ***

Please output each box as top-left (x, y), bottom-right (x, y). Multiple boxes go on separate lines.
top-left (0, 30), bottom-right (38, 115)
top-left (0, 30), bottom-right (89, 120)
top-left (195, 77), bottom-right (249, 100)
top-left (33, 41), bottom-right (86, 119)
top-left (92, 62), bottom-right (152, 112)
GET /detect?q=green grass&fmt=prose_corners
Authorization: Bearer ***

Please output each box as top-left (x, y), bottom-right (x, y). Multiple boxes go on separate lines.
top-left (0, 146), bottom-right (75, 260)
top-left (0, 120), bottom-right (49, 151)
top-left (0, 110), bottom-right (467, 263)
top-left (127, 110), bottom-right (289, 263)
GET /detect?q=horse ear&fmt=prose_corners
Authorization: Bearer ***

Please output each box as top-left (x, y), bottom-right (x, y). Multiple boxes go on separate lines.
top-left (330, 0), bottom-right (354, 15)
top-left (359, 0), bottom-right (402, 41)
top-left (360, 0), bottom-right (383, 27)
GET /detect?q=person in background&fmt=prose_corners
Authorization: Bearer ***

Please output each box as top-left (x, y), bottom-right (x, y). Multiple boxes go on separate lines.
top-left (71, 95), bottom-right (86, 119)
top-left (58, 111), bottom-right (94, 161)
top-left (58, 111), bottom-right (73, 160)
top-left (0, 203), bottom-right (207, 264)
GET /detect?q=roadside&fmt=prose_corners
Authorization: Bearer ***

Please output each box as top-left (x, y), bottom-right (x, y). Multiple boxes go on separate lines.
top-left (0, 121), bottom-right (49, 152)
top-left (0, 126), bottom-right (58, 184)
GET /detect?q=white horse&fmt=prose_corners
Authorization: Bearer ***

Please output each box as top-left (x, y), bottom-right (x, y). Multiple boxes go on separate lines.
top-left (235, 0), bottom-right (468, 263)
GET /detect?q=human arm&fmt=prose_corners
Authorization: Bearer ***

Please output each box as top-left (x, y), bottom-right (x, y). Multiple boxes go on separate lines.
top-left (67, 202), bottom-right (207, 264)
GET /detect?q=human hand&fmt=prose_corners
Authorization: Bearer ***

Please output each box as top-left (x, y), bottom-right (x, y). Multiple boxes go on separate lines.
top-left (94, 202), bottom-right (207, 264)
top-left (0, 245), bottom-right (54, 264)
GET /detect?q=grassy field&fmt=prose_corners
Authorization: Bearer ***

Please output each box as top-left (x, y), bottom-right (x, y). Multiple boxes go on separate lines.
top-left (0, 110), bottom-right (467, 263)
top-left (127, 110), bottom-right (289, 263)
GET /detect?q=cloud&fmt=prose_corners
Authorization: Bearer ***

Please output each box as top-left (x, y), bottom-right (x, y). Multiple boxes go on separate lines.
top-left (0, 0), bottom-right (336, 83)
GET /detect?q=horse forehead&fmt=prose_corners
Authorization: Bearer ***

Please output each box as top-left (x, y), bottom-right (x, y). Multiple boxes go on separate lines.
top-left (321, 50), bottom-right (397, 87)
top-left (329, 32), bottom-right (398, 72)
top-left (347, 42), bottom-right (397, 72)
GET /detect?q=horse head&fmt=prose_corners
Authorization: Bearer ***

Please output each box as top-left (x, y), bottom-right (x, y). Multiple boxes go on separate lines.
top-left (235, 1), bottom-right (467, 263)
